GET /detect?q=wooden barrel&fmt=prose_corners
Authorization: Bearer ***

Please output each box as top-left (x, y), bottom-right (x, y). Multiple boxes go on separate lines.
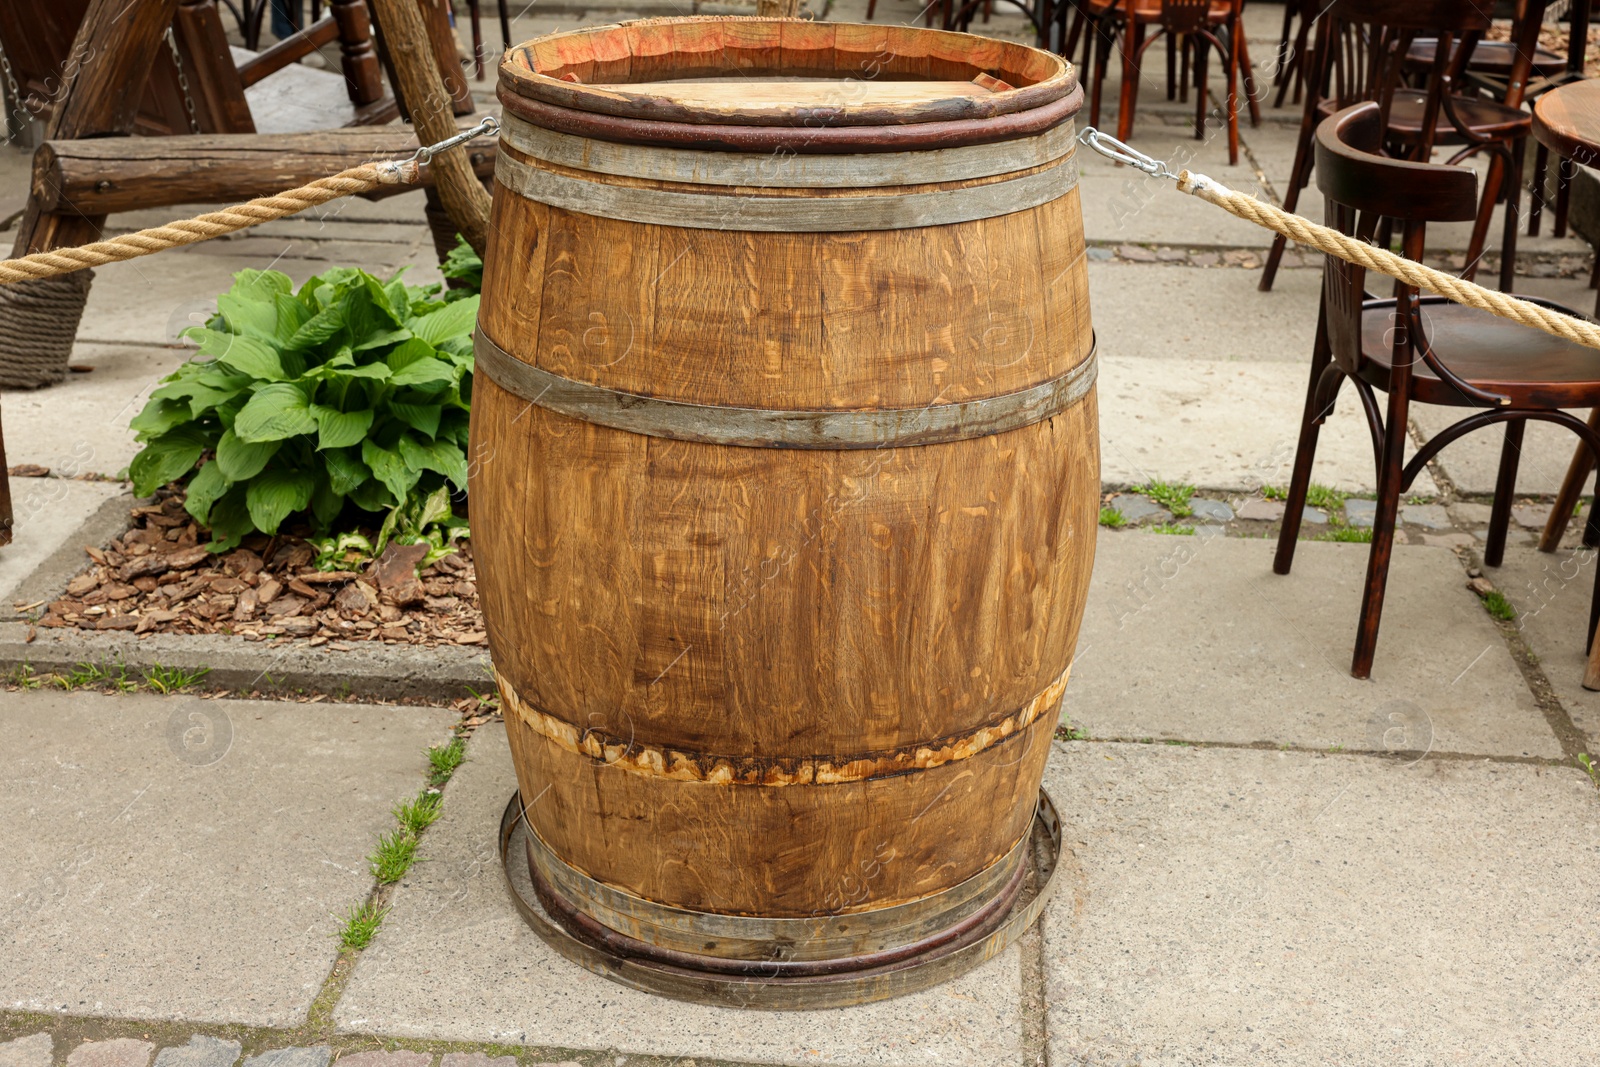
top-left (472, 17), bottom-right (1097, 1006)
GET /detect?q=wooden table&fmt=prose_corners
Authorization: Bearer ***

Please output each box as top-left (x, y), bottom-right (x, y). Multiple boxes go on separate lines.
top-left (1531, 78), bottom-right (1600, 689)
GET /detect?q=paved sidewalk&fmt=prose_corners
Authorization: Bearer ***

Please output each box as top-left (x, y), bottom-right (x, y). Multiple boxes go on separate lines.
top-left (4, 6), bottom-right (1600, 1066)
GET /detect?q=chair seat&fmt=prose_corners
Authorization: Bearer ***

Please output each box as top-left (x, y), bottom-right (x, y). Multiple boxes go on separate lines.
top-left (1406, 38), bottom-right (1568, 81)
top-left (1357, 295), bottom-right (1600, 408)
top-left (1317, 89), bottom-right (1531, 144)
top-left (1084, 0), bottom-right (1232, 21)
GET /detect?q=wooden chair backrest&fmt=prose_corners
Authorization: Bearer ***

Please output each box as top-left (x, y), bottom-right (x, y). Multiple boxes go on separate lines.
top-left (1315, 102), bottom-right (1480, 380)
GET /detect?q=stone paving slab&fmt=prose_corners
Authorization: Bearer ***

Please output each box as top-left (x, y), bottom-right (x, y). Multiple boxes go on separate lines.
top-left (2, 343), bottom-right (186, 477)
top-left (151, 1037), bottom-right (241, 1067)
top-left (1099, 355), bottom-right (1439, 495)
top-left (0, 1035), bottom-right (52, 1067)
top-left (335, 724), bottom-right (1024, 1067)
top-left (0, 479), bottom-right (127, 607)
top-left (0, 690), bottom-right (453, 1025)
top-left (1067, 532), bottom-right (1560, 756)
top-left (1088, 261), bottom-right (1320, 362)
top-left (1494, 544), bottom-right (1600, 746)
top-left (67, 1040), bottom-right (153, 1067)
top-left (1042, 742), bottom-right (1600, 1066)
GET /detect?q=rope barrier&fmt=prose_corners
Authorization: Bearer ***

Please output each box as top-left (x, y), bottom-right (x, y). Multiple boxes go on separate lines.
top-left (1079, 127), bottom-right (1600, 357)
top-left (0, 117), bottom-right (499, 287)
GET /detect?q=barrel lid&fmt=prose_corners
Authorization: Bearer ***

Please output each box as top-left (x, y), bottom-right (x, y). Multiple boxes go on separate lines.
top-left (498, 18), bottom-right (1076, 129)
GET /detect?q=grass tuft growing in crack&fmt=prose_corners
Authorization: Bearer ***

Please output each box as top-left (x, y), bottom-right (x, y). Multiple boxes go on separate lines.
top-left (1099, 505), bottom-right (1127, 528)
top-left (427, 736), bottom-right (467, 786)
top-left (369, 829), bottom-right (422, 884)
top-left (142, 663), bottom-right (212, 694)
top-left (4, 662), bottom-right (41, 689)
top-left (337, 901), bottom-right (390, 949)
top-left (393, 791), bottom-right (443, 836)
top-left (1140, 480), bottom-right (1195, 517)
top-left (1480, 590), bottom-right (1517, 621)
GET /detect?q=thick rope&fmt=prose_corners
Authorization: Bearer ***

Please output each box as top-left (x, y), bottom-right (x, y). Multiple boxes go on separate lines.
top-left (1176, 168), bottom-right (1600, 352)
top-left (0, 159), bottom-right (418, 286)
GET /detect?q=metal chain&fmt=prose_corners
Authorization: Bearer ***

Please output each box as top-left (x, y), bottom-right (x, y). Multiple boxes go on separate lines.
top-left (165, 28), bottom-right (202, 135)
top-left (0, 37), bottom-right (24, 144)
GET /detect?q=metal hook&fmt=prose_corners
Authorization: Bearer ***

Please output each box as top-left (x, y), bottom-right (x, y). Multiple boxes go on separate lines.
top-left (413, 115), bottom-right (501, 166)
top-left (1077, 126), bottom-right (1180, 182)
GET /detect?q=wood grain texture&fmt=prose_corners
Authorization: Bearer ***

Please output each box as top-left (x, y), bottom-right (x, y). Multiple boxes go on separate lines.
top-left (476, 18), bottom-right (1093, 934)
top-left (36, 127), bottom-right (497, 214)
top-left (506, 705), bottom-right (1058, 916)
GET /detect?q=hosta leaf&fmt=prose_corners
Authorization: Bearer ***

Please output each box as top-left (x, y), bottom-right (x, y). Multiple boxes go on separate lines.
top-left (310, 479), bottom-right (344, 529)
top-left (385, 336), bottom-right (436, 372)
top-left (204, 486), bottom-right (254, 552)
top-left (183, 459), bottom-right (233, 525)
top-left (322, 447), bottom-right (372, 497)
top-left (129, 398), bottom-right (194, 439)
top-left (234, 383), bottom-right (317, 442)
top-left (388, 402), bottom-right (441, 438)
top-left (388, 355), bottom-right (456, 387)
top-left (397, 434), bottom-right (468, 490)
top-left (407, 295), bottom-right (479, 346)
top-left (352, 327), bottom-right (411, 353)
top-left (312, 404), bottom-right (375, 449)
top-left (214, 429), bottom-right (281, 481)
top-left (273, 292), bottom-right (313, 343)
top-left (128, 425), bottom-right (210, 496)
top-left (245, 468), bottom-right (316, 534)
top-left (362, 439), bottom-right (420, 503)
top-left (349, 479), bottom-right (396, 513)
top-left (190, 329), bottom-right (288, 382)
top-left (285, 301), bottom-right (345, 351)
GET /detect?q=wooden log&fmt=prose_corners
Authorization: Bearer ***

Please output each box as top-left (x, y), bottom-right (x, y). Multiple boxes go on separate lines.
top-left (0, 0), bottom-right (180, 547)
top-left (369, 0), bottom-right (491, 252)
top-left (34, 127), bottom-right (498, 215)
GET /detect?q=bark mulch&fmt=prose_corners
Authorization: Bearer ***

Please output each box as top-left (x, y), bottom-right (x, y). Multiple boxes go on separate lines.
top-left (29, 488), bottom-right (488, 649)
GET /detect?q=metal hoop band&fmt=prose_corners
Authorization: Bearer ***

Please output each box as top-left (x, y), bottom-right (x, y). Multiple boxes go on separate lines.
top-left (500, 112), bottom-right (1078, 188)
top-left (473, 329), bottom-right (1097, 450)
top-left (493, 150), bottom-right (1078, 232)
top-left (521, 806), bottom-right (1031, 962)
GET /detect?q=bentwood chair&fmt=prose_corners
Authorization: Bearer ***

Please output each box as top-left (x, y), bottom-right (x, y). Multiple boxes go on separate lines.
top-left (1258, 0), bottom-right (1538, 295)
top-left (1083, 0), bottom-right (1261, 165)
top-left (1275, 102), bottom-right (1600, 679)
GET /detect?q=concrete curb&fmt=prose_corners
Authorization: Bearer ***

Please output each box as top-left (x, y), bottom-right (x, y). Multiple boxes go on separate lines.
top-left (0, 622), bottom-right (494, 701)
top-left (4, 488), bottom-right (141, 622)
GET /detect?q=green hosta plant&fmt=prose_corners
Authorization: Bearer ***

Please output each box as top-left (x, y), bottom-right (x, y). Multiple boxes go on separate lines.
top-left (308, 486), bottom-right (469, 572)
top-left (127, 266), bottom-right (477, 551)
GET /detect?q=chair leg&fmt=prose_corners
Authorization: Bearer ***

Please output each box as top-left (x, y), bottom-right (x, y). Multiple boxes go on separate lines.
top-left (1529, 142), bottom-right (1548, 237)
top-left (497, 0), bottom-right (510, 53)
top-left (466, 0), bottom-right (483, 80)
top-left (1116, 21), bottom-right (1147, 144)
top-left (1556, 155), bottom-right (1573, 238)
top-left (1540, 409), bottom-right (1600, 553)
top-left (1260, 104), bottom-right (1318, 290)
top-left (1193, 33), bottom-right (1209, 143)
top-left (1586, 464), bottom-right (1600, 547)
top-left (1224, 24), bottom-right (1242, 164)
top-left (1167, 29), bottom-right (1177, 100)
top-left (1274, 312), bottom-right (1335, 576)
top-left (1485, 419), bottom-right (1525, 568)
top-left (1180, 32), bottom-right (1190, 104)
top-left (1236, 31), bottom-right (1261, 127)
top-left (1584, 566), bottom-right (1600, 691)
top-left (1351, 386), bottom-right (1412, 680)
top-left (1090, 17), bottom-right (1114, 131)
top-left (1462, 151), bottom-right (1505, 287)
top-left (1499, 139), bottom-right (1525, 293)
top-left (866, 0), bottom-right (876, 18)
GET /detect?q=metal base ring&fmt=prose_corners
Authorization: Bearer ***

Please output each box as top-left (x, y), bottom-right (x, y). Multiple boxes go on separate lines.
top-left (496, 787), bottom-right (1064, 1010)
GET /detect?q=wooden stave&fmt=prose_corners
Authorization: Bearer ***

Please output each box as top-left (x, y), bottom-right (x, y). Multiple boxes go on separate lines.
top-left (505, 701), bottom-right (1059, 917)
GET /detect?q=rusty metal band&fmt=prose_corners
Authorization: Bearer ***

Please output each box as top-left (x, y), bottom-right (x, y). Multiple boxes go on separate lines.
top-left (500, 112), bottom-right (1078, 187)
top-left (496, 83), bottom-right (1083, 153)
top-left (473, 330), bottom-right (1097, 450)
top-left (493, 150), bottom-right (1078, 231)
top-left (496, 665), bottom-right (1069, 788)
top-left (497, 786), bottom-right (1065, 1010)
top-left (520, 808), bottom-right (1030, 962)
